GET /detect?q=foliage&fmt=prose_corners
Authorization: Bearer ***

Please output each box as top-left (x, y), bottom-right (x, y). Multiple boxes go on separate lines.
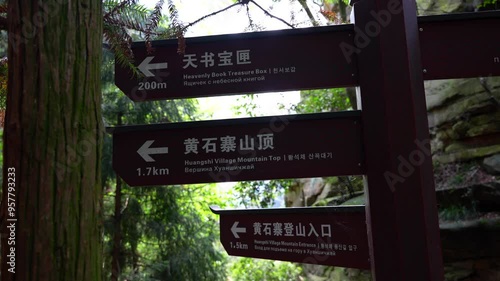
top-left (100, 24), bottom-right (224, 279)
top-left (229, 258), bottom-right (303, 281)
top-left (234, 94), bottom-right (258, 117)
top-left (326, 0), bottom-right (350, 5)
top-left (478, 0), bottom-right (499, 9)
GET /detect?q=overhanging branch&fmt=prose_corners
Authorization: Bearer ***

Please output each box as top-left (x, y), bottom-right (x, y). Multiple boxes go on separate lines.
top-left (297, 0), bottom-right (319, 26)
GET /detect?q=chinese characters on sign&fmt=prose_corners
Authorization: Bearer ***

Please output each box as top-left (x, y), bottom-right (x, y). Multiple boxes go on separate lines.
top-left (253, 222), bottom-right (332, 238)
top-left (183, 134), bottom-right (274, 154)
top-left (182, 50), bottom-right (252, 69)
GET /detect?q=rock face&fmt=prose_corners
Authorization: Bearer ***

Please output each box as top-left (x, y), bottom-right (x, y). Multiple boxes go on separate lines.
top-left (285, 178), bottom-right (327, 207)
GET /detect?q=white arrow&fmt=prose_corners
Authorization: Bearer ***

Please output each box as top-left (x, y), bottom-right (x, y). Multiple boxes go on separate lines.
top-left (137, 140), bottom-right (168, 162)
top-left (138, 56), bottom-right (168, 77)
top-left (231, 221), bottom-right (246, 239)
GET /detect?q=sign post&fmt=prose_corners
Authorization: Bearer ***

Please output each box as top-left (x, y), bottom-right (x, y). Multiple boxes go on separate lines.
top-left (210, 205), bottom-right (370, 269)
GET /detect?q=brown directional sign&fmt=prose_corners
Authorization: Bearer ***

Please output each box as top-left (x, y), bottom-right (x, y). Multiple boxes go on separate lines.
top-left (111, 111), bottom-right (364, 186)
top-left (210, 205), bottom-right (370, 269)
top-left (114, 25), bottom-right (358, 101)
top-left (419, 11), bottom-right (500, 80)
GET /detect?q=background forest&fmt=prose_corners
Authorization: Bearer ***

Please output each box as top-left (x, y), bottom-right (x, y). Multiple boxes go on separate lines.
top-left (1, 0), bottom-right (499, 280)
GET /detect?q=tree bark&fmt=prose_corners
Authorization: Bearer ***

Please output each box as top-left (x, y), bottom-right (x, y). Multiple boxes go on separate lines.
top-left (1, 1), bottom-right (103, 280)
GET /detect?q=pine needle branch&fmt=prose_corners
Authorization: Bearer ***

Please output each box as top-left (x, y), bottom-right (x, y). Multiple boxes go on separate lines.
top-left (181, 2), bottom-right (242, 32)
top-left (167, 0), bottom-right (185, 54)
top-left (145, 0), bottom-right (165, 53)
top-left (104, 0), bottom-right (138, 19)
top-left (103, 24), bottom-right (142, 78)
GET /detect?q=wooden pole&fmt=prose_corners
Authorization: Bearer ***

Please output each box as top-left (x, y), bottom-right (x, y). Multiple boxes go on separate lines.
top-left (350, 0), bottom-right (445, 279)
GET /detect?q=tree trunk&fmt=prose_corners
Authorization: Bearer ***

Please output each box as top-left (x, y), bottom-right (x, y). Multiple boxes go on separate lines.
top-left (1, 1), bottom-right (103, 280)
